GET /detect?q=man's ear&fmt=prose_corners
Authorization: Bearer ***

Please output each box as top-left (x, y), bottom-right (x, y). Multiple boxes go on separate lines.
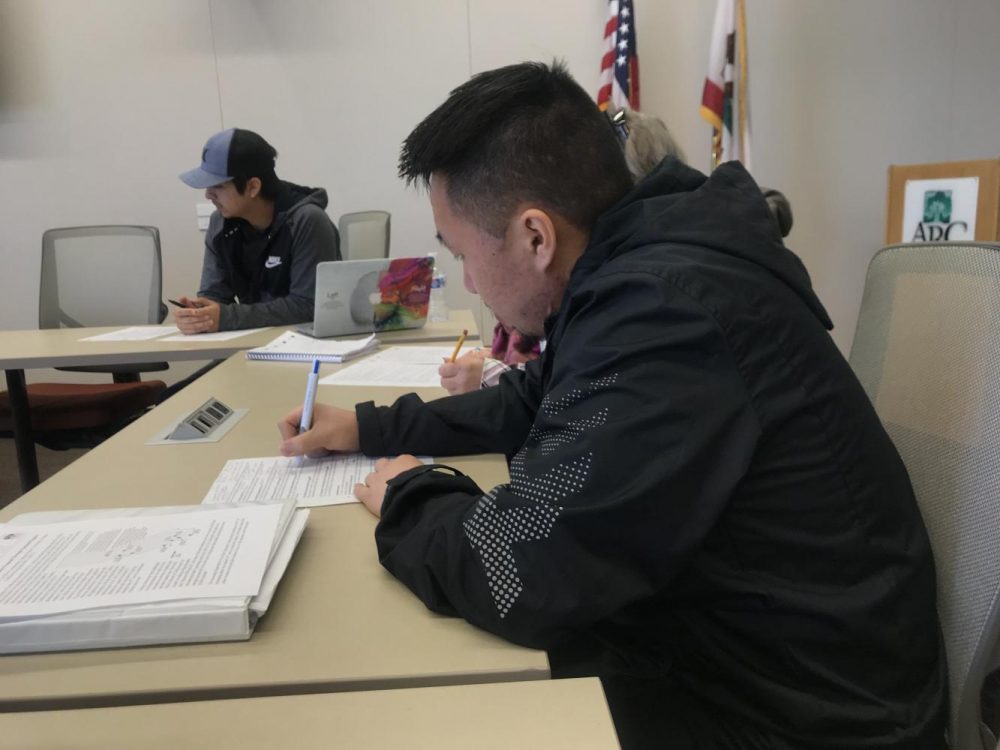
top-left (516, 208), bottom-right (557, 271)
top-left (246, 176), bottom-right (262, 199)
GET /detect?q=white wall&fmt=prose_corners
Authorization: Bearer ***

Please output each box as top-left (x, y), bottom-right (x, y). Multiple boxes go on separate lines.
top-left (1, 0), bottom-right (998, 374)
top-left (208, 0), bottom-right (470, 307)
top-left (638, 0), bottom-right (1000, 351)
top-left (0, 0), bottom-right (221, 383)
top-left (0, 1), bottom-right (219, 327)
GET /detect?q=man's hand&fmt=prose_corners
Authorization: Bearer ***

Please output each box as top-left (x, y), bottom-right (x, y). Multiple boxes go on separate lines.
top-left (278, 403), bottom-right (361, 458)
top-left (173, 296), bottom-right (222, 334)
top-left (438, 349), bottom-right (486, 395)
top-left (355, 455), bottom-right (424, 517)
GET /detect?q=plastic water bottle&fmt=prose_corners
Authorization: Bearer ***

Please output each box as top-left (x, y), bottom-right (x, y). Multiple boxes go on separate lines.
top-left (429, 273), bottom-right (449, 322)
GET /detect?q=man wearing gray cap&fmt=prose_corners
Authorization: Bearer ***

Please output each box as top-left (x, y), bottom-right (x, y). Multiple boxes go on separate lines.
top-left (175, 128), bottom-right (340, 333)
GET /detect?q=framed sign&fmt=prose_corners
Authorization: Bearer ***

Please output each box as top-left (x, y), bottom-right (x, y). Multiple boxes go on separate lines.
top-left (886, 159), bottom-right (1000, 244)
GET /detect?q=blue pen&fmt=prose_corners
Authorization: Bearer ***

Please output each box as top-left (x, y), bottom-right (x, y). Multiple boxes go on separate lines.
top-left (293, 358), bottom-right (321, 466)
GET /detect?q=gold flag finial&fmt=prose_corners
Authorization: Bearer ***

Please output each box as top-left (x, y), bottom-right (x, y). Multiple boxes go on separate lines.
top-left (711, 129), bottom-right (723, 170)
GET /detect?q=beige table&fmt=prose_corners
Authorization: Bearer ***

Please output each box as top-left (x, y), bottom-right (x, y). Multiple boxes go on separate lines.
top-left (1, 310), bottom-right (478, 491)
top-left (1, 679), bottom-right (617, 750)
top-left (0, 350), bottom-right (547, 712)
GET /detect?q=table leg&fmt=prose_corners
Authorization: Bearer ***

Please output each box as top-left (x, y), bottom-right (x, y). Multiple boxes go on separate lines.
top-left (5, 369), bottom-right (39, 493)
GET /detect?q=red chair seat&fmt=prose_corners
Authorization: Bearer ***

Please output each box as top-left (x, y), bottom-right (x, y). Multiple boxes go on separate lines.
top-left (0, 381), bottom-right (166, 432)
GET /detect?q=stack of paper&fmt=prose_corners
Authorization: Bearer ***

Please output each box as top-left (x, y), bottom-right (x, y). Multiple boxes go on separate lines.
top-left (0, 500), bottom-right (307, 654)
top-left (246, 331), bottom-right (378, 363)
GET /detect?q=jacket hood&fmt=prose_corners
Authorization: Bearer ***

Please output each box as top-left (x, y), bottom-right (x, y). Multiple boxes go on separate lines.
top-left (581, 158), bottom-right (832, 330)
top-left (271, 181), bottom-right (329, 232)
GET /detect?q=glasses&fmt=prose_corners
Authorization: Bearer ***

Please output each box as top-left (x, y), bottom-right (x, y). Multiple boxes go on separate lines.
top-left (608, 109), bottom-right (630, 142)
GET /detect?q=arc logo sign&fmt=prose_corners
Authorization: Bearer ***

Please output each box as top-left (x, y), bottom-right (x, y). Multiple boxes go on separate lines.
top-left (902, 177), bottom-right (978, 242)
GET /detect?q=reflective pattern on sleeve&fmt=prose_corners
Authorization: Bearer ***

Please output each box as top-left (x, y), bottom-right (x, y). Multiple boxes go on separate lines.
top-left (461, 375), bottom-right (617, 617)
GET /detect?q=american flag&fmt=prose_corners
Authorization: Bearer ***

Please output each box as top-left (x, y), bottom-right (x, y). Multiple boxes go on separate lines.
top-left (597, 0), bottom-right (640, 111)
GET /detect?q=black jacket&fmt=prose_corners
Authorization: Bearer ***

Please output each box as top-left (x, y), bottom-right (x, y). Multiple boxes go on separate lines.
top-left (357, 159), bottom-right (945, 748)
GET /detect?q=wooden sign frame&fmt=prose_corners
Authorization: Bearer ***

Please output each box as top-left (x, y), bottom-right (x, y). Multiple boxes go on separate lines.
top-left (885, 158), bottom-right (1000, 244)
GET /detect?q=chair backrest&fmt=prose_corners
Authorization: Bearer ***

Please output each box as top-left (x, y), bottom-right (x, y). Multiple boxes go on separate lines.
top-left (39, 225), bottom-right (163, 329)
top-left (338, 211), bottom-right (390, 261)
top-left (848, 242), bottom-right (1000, 750)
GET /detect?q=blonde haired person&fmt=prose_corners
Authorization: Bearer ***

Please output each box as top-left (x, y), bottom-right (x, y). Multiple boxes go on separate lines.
top-left (612, 106), bottom-right (793, 237)
top-left (612, 107), bottom-right (686, 179)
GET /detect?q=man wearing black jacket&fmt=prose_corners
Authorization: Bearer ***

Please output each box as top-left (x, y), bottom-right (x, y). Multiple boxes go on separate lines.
top-left (278, 62), bottom-right (945, 749)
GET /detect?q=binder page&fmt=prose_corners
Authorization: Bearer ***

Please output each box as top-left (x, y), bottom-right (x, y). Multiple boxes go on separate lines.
top-left (0, 503), bottom-right (282, 619)
top-left (202, 455), bottom-right (434, 508)
top-left (319, 345), bottom-right (455, 387)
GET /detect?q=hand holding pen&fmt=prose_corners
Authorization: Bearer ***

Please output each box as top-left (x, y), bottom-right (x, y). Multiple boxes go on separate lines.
top-left (438, 330), bottom-right (485, 395)
top-left (449, 329), bottom-right (469, 362)
top-left (292, 358), bottom-right (322, 466)
top-left (171, 295), bottom-right (221, 334)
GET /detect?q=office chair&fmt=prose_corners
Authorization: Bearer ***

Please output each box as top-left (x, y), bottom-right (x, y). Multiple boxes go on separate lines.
top-left (848, 242), bottom-right (1000, 750)
top-left (0, 226), bottom-right (169, 449)
top-left (40, 225), bottom-right (169, 377)
top-left (339, 211), bottom-right (391, 260)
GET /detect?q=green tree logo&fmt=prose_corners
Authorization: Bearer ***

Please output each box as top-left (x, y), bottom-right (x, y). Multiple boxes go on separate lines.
top-left (923, 190), bottom-right (952, 223)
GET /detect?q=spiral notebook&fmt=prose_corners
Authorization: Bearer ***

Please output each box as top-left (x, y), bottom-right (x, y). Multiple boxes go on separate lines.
top-left (246, 331), bottom-right (378, 363)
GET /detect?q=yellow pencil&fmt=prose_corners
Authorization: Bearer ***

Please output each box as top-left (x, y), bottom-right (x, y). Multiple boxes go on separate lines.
top-left (449, 329), bottom-right (469, 362)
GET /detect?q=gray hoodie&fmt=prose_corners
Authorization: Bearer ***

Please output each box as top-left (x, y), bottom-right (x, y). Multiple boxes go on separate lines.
top-left (198, 181), bottom-right (340, 330)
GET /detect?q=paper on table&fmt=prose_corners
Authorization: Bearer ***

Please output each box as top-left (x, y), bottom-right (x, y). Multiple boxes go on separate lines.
top-left (202, 454), bottom-right (434, 508)
top-left (158, 327), bottom-right (270, 342)
top-left (319, 345), bottom-right (456, 387)
top-left (0, 503), bottom-right (283, 619)
top-left (80, 325), bottom-right (180, 342)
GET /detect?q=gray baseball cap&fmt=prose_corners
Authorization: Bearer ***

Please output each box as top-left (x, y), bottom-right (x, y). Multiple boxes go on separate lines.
top-left (179, 128), bottom-right (237, 188)
top-left (180, 128), bottom-right (277, 189)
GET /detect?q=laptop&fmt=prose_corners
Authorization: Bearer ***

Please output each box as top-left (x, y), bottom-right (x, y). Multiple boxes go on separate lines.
top-left (298, 256), bottom-right (435, 338)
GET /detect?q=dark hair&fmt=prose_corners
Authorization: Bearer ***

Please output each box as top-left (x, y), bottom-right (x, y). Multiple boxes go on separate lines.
top-left (399, 61), bottom-right (633, 237)
top-left (229, 129), bottom-right (280, 200)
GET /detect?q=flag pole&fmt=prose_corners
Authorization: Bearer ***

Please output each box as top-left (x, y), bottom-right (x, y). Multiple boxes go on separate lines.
top-left (736, 0), bottom-right (750, 166)
top-left (701, 0), bottom-right (732, 171)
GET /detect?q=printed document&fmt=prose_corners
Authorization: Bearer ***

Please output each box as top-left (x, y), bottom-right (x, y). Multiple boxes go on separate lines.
top-left (158, 327), bottom-right (270, 342)
top-left (319, 345), bottom-right (455, 387)
top-left (81, 325), bottom-right (180, 341)
top-left (202, 455), bottom-right (433, 508)
top-left (0, 503), bottom-right (283, 619)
